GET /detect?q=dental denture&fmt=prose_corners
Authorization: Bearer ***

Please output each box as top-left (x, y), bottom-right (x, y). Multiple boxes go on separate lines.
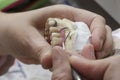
top-left (44, 18), bottom-right (91, 52)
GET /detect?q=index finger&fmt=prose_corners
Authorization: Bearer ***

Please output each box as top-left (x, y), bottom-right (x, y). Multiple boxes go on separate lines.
top-left (90, 15), bottom-right (106, 51)
top-left (72, 8), bottom-right (106, 51)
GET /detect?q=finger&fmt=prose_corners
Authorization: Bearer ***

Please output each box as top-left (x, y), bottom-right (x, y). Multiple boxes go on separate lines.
top-left (72, 7), bottom-right (98, 25)
top-left (103, 55), bottom-right (120, 80)
top-left (52, 46), bottom-right (72, 80)
top-left (90, 16), bottom-right (106, 51)
top-left (95, 25), bottom-right (113, 59)
top-left (70, 55), bottom-right (109, 80)
top-left (24, 26), bottom-right (52, 68)
top-left (72, 8), bottom-right (106, 52)
top-left (81, 44), bottom-right (96, 59)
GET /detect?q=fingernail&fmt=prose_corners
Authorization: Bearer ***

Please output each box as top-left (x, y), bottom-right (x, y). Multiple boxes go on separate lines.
top-left (99, 40), bottom-right (103, 50)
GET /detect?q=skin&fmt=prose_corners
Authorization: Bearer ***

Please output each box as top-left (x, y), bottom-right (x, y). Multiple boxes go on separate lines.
top-left (70, 51), bottom-right (120, 80)
top-left (52, 46), bottom-right (72, 80)
top-left (0, 55), bottom-right (14, 75)
top-left (52, 46), bottom-right (120, 80)
top-left (0, 5), bottom-right (113, 75)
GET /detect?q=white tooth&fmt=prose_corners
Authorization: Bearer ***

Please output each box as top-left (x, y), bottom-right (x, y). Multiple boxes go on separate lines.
top-left (49, 27), bottom-right (59, 33)
top-left (51, 33), bottom-right (60, 38)
top-left (51, 37), bottom-right (62, 46)
top-left (48, 20), bottom-right (56, 26)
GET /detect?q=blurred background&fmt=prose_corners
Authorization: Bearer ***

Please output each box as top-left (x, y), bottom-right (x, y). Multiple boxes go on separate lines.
top-left (0, 0), bottom-right (119, 30)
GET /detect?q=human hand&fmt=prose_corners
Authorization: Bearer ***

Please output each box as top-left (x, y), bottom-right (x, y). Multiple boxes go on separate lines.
top-left (20, 5), bottom-right (113, 60)
top-left (51, 46), bottom-right (95, 80)
top-left (0, 11), bottom-right (52, 68)
top-left (70, 50), bottom-right (120, 80)
top-left (0, 5), bottom-right (112, 69)
top-left (51, 46), bottom-right (120, 80)
top-left (51, 46), bottom-right (73, 80)
top-left (68, 6), bottom-right (113, 59)
top-left (36, 5), bottom-right (113, 59)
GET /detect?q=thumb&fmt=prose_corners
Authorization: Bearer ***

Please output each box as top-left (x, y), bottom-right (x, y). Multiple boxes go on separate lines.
top-left (16, 26), bottom-right (52, 68)
top-left (27, 27), bottom-right (52, 69)
top-left (70, 55), bottom-right (109, 80)
top-left (52, 46), bottom-right (72, 80)
top-left (81, 44), bottom-right (96, 59)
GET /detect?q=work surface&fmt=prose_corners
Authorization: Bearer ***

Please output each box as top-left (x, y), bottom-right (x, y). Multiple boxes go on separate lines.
top-left (0, 60), bottom-right (52, 80)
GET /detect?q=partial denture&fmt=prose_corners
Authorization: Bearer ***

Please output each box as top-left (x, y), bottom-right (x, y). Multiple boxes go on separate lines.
top-left (44, 18), bottom-right (91, 52)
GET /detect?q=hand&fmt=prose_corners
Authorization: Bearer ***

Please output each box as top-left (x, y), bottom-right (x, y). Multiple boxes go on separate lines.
top-left (51, 45), bottom-right (117, 80)
top-left (51, 46), bottom-right (95, 80)
top-left (27, 5), bottom-right (113, 59)
top-left (70, 52), bottom-right (120, 80)
top-left (0, 11), bottom-right (52, 68)
top-left (70, 6), bottom-right (113, 59)
top-left (0, 5), bottom-right (112, 69)
top-left (52, 46), bottom-right (72, 80)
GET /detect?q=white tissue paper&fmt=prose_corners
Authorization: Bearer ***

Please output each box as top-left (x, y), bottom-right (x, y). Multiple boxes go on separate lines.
top-left (112, 28), bottom-right (120, 55)
top-left (73, 22), bottom-right (91, 51)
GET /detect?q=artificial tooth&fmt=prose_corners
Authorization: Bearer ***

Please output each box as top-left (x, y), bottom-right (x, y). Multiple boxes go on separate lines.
top-left (49, 27), bottom-right (59, 33)
top-left (48, 20), bottom-right (57, 27)
top-left (51, 37), bottom-right (62, 46)
top-left (51, 33), bottom-right (60, 37)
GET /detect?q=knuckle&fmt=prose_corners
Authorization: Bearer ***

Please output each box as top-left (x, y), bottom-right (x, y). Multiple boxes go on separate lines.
top-left (94, 15), bottom-right (106, 25)
top-left (106, 25), bottom-right (112, 32)
top-left (98, 15), bottom-right (106, 22)
top-left (35, 45), bottom-right (51, 63)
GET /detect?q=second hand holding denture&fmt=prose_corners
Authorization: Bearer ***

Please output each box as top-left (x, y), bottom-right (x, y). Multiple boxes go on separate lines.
top-left (62, 42), bottom-right (82, 80)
